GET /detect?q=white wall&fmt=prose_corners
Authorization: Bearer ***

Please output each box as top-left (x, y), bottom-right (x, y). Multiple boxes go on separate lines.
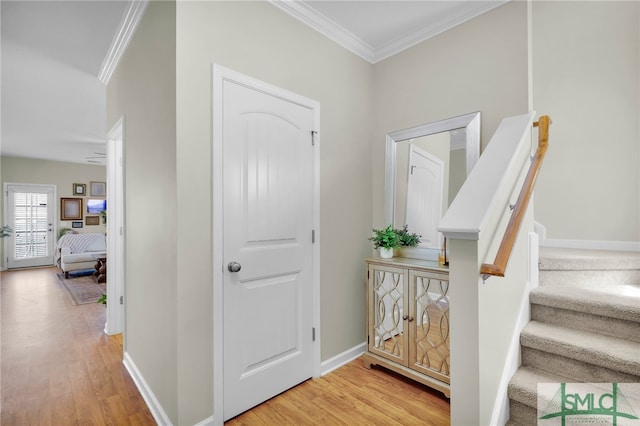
top-left (106, 1), bottom-right (178, 422)
top-left (533, 1), bottom-right (640, 244)
top-left (175, 2), bottom-right (373, 424)
top-left (0, 156), bottom-right (106, 269)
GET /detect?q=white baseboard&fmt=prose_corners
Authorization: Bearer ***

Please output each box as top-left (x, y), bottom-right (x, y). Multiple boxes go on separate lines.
top-left (534, 221), bottom-right (640, 252)
top-left (123, 352), bottom-right (173, 426)
top-left (320, 342), bottom-right (366, 376)
top-left (193, 415), bottom-right (215, 426)
top-left (0, 266), bottom-right (6, 272)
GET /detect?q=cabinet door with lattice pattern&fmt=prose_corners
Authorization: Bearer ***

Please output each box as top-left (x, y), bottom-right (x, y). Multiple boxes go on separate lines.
top-left (408, 270), bottom-right (450, 384)
top-left (367, 264), bottom-right (408, 366)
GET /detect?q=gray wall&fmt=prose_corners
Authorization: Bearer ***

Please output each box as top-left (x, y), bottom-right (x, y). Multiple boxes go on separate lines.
top-left (175, 2), bottom-right (373, 423)
top-left (532, 1), bottom-right (640, 243)
top-left (104, 0), bottom-right (639, 423)
top-left (106, 1), bottom-right (178, 422)
top-left (372, 1), bottom-right (530, 227)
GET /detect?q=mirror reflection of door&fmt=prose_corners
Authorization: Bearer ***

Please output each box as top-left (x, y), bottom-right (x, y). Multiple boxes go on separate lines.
top-left (405, 145), bottom-right (443, 249)
top-left (394, 132), bottom-right (451, 248)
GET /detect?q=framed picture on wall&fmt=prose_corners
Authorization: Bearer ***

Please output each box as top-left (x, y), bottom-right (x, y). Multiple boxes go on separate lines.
top-left (87, 199), bottom-right (106, 214)
top-left (85, 216), bottom-right (100, 226)
top-left (90, 181), bottom-right (106, 197)
top-left (71, 221), bottom-right (83, 229)
top-left (61, 198), bottom-right (83, 220)
top-left (73, 183), bottom-right (86, 196)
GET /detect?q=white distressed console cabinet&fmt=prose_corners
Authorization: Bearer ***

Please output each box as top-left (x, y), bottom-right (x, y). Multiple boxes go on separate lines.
top-left (363, 257), bottom-right (450, 397)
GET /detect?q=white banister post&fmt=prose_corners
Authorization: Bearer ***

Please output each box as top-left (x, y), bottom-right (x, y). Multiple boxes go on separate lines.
top-left (448, 238), bottom-right (482, 425)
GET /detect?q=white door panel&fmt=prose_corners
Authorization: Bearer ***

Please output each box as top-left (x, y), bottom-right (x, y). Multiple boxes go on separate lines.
top-left (222, 79), bottom-right (314, 420)
top-left (406, 145), bottom-right (444, 249)
top-left (4, 184), bottom-right (55, 269)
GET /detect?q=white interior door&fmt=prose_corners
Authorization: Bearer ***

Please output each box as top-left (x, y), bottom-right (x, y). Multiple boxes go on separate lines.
top-left (405, 145), bottom-right (444, 249)
top-left (4, 183), bottom-right (56, 269)
top-left (221, 74), bottom-right (316, 420)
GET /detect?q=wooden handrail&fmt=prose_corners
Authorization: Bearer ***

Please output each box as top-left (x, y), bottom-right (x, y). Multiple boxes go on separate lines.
top-left (480, 115), bottom-right (551, 278)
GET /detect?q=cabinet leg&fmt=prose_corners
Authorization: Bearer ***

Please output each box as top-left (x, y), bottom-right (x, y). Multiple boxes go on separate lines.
top-left (362, 355), bottom-right (373, 370)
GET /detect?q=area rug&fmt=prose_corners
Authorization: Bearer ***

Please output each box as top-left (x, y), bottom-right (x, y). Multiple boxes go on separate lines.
top-left (56, 272), bottom-right (106, 305)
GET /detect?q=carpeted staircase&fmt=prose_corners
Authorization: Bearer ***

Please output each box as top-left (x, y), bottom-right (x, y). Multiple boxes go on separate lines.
top-left (507, 247), bottom-right (640, 424)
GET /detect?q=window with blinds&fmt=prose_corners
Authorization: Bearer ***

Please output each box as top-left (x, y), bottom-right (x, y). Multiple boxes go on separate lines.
top-left (14, 192), bottom-right (49, 259)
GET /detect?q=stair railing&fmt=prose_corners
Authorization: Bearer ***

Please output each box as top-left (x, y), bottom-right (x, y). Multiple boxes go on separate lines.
top-left (480, 115), bottom-right (551, 279)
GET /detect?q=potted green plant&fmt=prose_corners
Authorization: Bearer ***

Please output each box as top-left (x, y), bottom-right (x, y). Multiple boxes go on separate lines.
top-left (395, 225), bottom-right (421, 247)
top-left (369, 224), bottom-right (401, 258)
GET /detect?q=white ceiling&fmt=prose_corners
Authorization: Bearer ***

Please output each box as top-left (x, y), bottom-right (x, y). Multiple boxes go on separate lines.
top-left (1, 0), bottom-right (129, 166)
top-left (1, 0), bottom-right (506, 166)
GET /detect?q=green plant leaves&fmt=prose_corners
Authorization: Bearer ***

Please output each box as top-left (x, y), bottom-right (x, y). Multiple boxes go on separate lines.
top-left (369, 224), bottom-right (421, 249)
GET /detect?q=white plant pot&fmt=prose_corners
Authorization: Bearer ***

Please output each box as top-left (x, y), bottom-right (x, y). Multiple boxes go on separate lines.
top-left (379, 247), bottom-right (394, 259)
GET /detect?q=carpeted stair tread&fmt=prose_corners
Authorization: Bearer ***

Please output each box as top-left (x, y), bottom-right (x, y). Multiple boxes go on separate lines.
top-left (521, 321), bottom-right (640, 376)
top-left (538, 269), bottom-right (640, 287)
top-left (530, 285), bottom-right (640, 323)
top-left (539, 247), bottom-right (640, 271)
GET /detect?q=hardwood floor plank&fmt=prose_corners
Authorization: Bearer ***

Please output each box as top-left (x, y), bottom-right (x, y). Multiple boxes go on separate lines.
top-left (1, 268), bottom-right (155, 425)
top-left (2, 267), bottom-right (450, 426)
top-left (50, 393), bottom-right (78, 425)
top-left (226, 358), bottom-right (450, 425)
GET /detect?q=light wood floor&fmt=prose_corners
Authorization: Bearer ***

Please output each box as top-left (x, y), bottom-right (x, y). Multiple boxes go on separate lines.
top-left (226, 360), bottom-right (450, 426)
top-left (1, 267), bottom-right (450, 425)
top-left (1, 267), bottom-right (155, 425)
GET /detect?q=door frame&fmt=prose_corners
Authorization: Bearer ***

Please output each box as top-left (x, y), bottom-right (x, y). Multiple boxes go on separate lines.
top-left (211, 64), bottom-right (321, 422)
top-left (3, 182), bottom-right (57, 269)
top-left (105, 117), bottom-right (126, 336)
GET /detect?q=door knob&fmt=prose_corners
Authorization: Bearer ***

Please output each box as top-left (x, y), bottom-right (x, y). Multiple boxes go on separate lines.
top-left (227, 262), bottom-right (241, 273)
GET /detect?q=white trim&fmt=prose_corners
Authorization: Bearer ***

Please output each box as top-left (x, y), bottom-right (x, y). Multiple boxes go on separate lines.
top-left (105, 117), bottom-right (126, 336)
top-left (269, 1), bottom-right (376, 62)
top-left (374, 1), bottom-right (509, 63)
top-left (535, 221), bottom-right (640, 252)
top-left (311, 103), bottom-right (322, 380)
top-left (489, 232), bottom-right (539, 426)
top-left (98, 1), bottom-right (149, 85)
top-left (0, 267), bottom-right (6, 272)
top-left (270, 1), bottom-right (507, 64)
top-left (123, 352), bottom-right (173, 426)
top-left (320, 342), bottom-right (366, 376)
top-left (212, 64), bottom-right (224, 424)
top-left (212, 64), bottom-right (321, 422)
top-left (192, 416), bottom-right (215, 426)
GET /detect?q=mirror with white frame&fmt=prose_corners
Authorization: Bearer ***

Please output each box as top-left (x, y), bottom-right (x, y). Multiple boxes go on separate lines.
top-left (385, 112), bottom-right (481, 260)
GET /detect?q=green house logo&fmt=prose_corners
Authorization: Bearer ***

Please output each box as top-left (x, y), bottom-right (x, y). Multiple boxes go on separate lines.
top-left (538, 383), bottom-right (639, 425)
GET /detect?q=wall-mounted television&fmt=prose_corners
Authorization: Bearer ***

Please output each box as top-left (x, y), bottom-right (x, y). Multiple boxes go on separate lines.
top-left (87, 199), bottom-right (106, 214)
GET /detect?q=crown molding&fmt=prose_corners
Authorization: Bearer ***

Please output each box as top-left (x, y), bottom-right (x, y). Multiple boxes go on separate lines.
top-left (270, 0), bottom-right (376, 63)
top-left (374, 1), bottom-right (509, 63)
top-left (98, 0), bottom-right (149, 85)
top-left (270, 0), bottom-right (509, 64)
